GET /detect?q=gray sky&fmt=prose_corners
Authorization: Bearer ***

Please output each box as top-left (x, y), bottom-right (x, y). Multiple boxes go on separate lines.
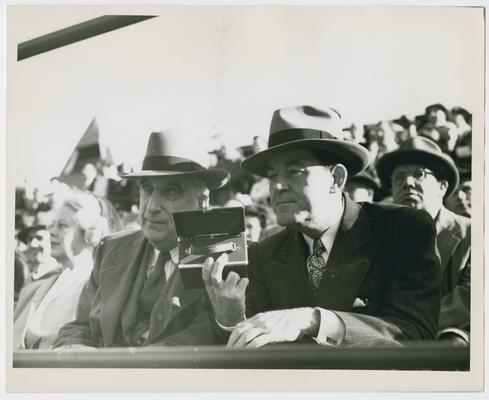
top-left (7, 5), bottom-right (484, 186)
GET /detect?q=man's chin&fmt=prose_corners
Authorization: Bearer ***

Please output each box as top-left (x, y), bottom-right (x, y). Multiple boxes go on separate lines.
top-left (275, 212), bottom-right (310, 228)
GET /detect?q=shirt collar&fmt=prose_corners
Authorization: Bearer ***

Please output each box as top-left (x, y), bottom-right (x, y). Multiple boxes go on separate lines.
top-left (302, 202), bottom-right (344, 255)
top-left (151, 247), bottom-right (179, 265)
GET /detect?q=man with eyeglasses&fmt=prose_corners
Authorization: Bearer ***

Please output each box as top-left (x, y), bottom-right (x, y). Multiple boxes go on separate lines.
top-left (203, 105), bottom-right (442, 348)
top-left (377, 136), bottom-right (471, 346)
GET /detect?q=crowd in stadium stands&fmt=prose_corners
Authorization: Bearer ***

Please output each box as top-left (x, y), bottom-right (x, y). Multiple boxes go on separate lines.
top-left (13, 103), bottom-right (472, 349)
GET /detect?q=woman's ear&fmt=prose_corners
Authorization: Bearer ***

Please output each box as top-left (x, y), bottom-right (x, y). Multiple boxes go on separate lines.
top-left (330, 164), bottom-right (348, 192)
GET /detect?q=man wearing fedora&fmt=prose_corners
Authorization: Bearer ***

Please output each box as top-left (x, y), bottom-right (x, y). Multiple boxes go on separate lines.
top-left (376, 137), bottom-right (471, 346)
top-left (53, 130), bottom-right (230, 348)
top-left (345, 171), bottom-right (381, 203)
top-left (203, 105), bottom-right (441, 348)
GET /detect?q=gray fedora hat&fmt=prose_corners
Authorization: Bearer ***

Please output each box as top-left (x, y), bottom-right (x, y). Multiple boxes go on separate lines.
top-left (241, 105), bottom-right (370, 177)
top-left (121, 129), bottom-right (230, 190)
top-left (376, 136), bottom-right (459, 197)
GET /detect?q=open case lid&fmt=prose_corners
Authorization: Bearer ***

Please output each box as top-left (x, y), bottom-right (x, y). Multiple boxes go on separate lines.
top-left (173, 206), bottom-right (245, 237)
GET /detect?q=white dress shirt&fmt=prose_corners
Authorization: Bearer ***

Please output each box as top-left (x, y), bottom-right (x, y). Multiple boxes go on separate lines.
top-left (302, 215), bottom-right (346, 346)
top-left (148, 247), bottom-right (179, 281)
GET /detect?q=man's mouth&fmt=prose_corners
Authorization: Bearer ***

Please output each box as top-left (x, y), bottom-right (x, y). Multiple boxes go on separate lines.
top-left (144, 219), bottom-right (167, 225)
top-left (275, 200), bottom-right (295, 206)
top-left (400, 191), bottom-right (421, 201)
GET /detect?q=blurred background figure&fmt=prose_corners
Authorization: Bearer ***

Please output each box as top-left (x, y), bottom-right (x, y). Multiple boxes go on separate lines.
top-left (14, 252), bottom-right (30, 306)
top-left (345, 171), bottom-right (381, 203)
top-left (364, 121), bottom-right (400, 171)
top-left (244, 204), bottom-right (267, 243)
top-left (450, 107), bottom-right (472, 170)
top-left (445, 168), bottom-right (472, 218)
top-left (418, 103), bottom-right (458, 154)
top-left (16, 225), bottom-right (58, 282)
top-left (14, 191), bottom-right (120, 349)
top-left (80, 162), bottom-right (98, 191)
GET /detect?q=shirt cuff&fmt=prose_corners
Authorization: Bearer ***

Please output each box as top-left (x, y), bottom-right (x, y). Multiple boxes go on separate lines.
top-left (313, 307), bottom-right (346, 346)
top-left (437, 328), bottom-right (470, 343)
top-left (215, 317), bottom-right (246, 332)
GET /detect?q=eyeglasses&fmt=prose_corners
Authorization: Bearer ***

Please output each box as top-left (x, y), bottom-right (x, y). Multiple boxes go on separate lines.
top-left (392, 168), bottom-right (436, 185)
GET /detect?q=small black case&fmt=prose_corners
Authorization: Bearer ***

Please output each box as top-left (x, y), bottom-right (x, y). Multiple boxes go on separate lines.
top-left (173, 207), bottom-right (248, 289)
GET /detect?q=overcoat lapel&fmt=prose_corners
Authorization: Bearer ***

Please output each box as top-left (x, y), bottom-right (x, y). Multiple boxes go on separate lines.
top-left (99, 232), bottom-right (150, 346)
top-left (435, 207), bottom-right (462, 272)
top-left (147, 268), bottom-right (205, 343)
top-left (316, 197), bottom-right (378, 311)
top-left (269, 230), bottom-right (314, 306)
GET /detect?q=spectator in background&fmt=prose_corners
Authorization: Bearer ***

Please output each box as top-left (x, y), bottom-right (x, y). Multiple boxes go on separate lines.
top-left (16, 225), bottom-right (58, 282)
top-left (14, 191), bottom-right (113, 349)
top-left (345, 171), bottom-right (380, 203)
top-left (451, 107), bottom-right (472, 141)
top-left (419, 104), bottom-right (458, 154)
top-left (14, 252), bottom-right (30, 305)
top-left (445, 168), bottom-right (472, 218)
top-left (451, 107), bottom-right (472, 168)
top-left (377, 137), bottom-right (470, 346)
top-left (107, 163), bottom-right (139, 213)
top-left (364, 121), bottom-right (400, 171)
top-left (244, 204), bottom-right (267, 243)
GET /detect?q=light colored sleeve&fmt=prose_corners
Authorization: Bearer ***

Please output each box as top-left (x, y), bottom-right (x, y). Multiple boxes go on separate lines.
top-left (313, 307), bottom-right (346, 346)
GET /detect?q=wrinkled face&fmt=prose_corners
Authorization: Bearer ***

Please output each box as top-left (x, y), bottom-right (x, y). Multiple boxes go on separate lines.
top-left (445, 180), bottom-right (472, 217)
top-left (49, 205), bottom-right (85, 262)
top-left (391, 163), bottom-right (447, 217)
top-left (267, 149), bottom-right (339, 231)
top-left (139, 175), bottom-right (206, 250)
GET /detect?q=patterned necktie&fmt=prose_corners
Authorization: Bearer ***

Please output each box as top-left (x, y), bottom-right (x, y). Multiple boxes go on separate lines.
top-left (306, 238), bottom-right (327, 297)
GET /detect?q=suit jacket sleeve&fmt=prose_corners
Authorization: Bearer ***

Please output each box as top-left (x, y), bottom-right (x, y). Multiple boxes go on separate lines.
top-left (438, 256), bottom-right (470, 332)
top-left (335, 208), bottom-right (442, 345)
top-left (52, 242), bottom-right (105, 348)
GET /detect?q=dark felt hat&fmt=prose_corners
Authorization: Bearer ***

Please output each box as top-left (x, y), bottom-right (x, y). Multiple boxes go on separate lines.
top-left (347, 171), bottom-right (381, 191)
top-left (121, 130), bottom-right (230, 190)
top-left (241, 105), bottom-right (370, 177)
top-left (376, 136), bottom-right (459, 197)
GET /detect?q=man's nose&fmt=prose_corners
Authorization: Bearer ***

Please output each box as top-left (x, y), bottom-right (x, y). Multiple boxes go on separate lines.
top-left (146, 192), bottom-right (163, 213)
top-left (402, 175), bottom-right (416, 187)
top-left (272, 176), bottom-right (290, 192)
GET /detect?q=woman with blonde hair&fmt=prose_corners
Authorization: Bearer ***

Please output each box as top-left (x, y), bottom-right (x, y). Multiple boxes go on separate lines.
top-left (14, 190), bottom-right (121, 349)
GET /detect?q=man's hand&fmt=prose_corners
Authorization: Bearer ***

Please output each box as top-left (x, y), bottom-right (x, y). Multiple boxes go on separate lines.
top-left (227, 308), bottom-right (319, 348)
top-left (202, 253), bottom-right (248, 327)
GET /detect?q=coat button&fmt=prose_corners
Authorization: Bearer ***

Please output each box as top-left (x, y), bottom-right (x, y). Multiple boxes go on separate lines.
top-left (157, 313), bottom-right (164, 321)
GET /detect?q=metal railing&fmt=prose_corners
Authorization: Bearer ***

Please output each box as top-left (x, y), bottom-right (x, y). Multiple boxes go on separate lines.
top-left (13, 342), bottom-right (469, 370)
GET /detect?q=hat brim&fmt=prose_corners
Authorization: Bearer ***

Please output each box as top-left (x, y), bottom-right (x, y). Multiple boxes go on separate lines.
top-left (347, 175), bottom-right (381, 191)
top-left (119, 168), bottom-right (230, 190)
top-left (241, 139), bottom-right (371, 177)
top-left (376, 149), bottom-right (459, 197)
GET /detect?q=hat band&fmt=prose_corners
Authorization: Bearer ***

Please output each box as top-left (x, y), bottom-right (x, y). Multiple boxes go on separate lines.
top-left (142, 155), bottom-right (205, 172)
top-left (268, 129), bottom-right (339, 147)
